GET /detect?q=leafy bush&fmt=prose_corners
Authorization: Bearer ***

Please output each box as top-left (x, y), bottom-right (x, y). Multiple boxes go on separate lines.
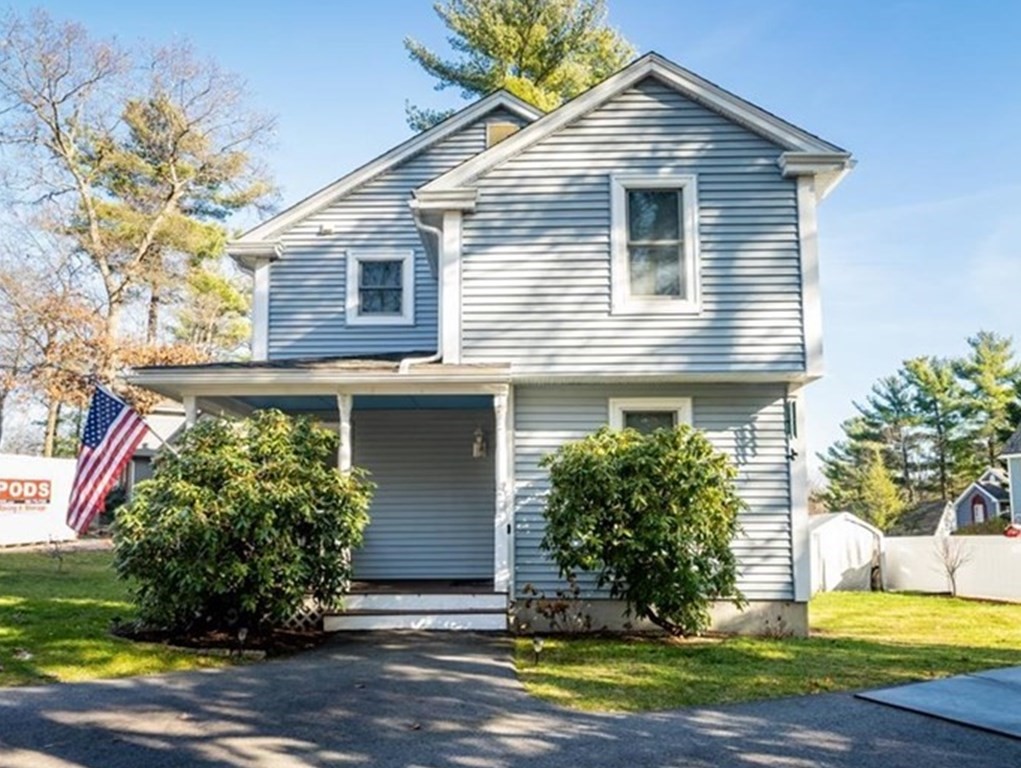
top-left (955, 515), bottom-right (1010, 536)
top-left (540, 425), bottom-right (746, 636)
top-left (114, 410), bottom-right (373, 635)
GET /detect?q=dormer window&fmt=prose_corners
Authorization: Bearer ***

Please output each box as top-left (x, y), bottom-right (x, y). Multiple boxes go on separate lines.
top-left (610, 175), bottom-right (700, 314)
top-left (346, 249), bottom-right (415, 326)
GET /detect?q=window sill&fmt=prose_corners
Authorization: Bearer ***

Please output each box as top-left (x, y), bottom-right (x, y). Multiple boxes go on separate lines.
top-left (611, 298), bottom-right (702, 316)
top-left (346, 314), bottom-right (415, 327)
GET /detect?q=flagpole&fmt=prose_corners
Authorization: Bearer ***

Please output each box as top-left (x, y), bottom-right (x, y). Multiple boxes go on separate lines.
top-left (92, 380), bottom-right (182, 458)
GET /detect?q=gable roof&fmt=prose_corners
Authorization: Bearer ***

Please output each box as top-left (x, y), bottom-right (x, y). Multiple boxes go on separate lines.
top-left (230, 90), bottom-right (542, 250)
top-left (418, 52), bottom-right (852, 200)
top-left (1002, 426), bottom-right (1021, 458)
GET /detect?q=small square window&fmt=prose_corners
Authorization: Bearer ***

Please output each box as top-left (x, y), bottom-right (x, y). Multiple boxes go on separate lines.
top-left (346, 250), bottom-right (415, 326)
top-left (623, 410), bottom-right (677, 434)
top-left (609, 398), bottom-right (693, 431)
top-left (611, 175), bottom-right (700, 314)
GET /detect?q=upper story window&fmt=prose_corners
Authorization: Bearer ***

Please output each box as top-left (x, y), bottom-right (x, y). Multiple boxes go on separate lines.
top-left (345, 249), bottom-right (415, 326)
top-left (608, 397), bottom-right (693, 434)
top-left (610, 175), bottom-right (700, 314)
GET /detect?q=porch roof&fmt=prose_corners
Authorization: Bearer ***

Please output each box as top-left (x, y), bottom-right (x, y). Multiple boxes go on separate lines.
top-left (128, 353), bottom-right (512, 401)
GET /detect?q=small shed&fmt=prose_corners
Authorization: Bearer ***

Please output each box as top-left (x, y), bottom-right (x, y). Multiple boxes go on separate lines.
top-left (809, 512), bottom-right (883, 594)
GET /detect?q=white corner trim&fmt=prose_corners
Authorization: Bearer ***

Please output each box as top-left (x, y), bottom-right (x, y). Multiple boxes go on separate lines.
top-left (609, 174), bottom-right (701, 315)
top-left (238, 92), bottom-right (541, 243)
top-left (608, 397), bottom-right (693, 429)
top-left (493, 386), bottom-right (513, 594)
top-left (796, 177), bottom-right (823, 378)
top-left (252, 261), bottom-right (270, 361)
top-left (441, 211), bottom-right (463, 364)
top-left (787, 389), bottom-right (810, 602)
top-left (422, 53), bottom-right (845, 194)
top-left (345, 249), bottom-right (415, 326)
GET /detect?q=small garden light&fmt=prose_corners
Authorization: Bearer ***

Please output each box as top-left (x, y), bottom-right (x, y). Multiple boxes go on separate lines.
top-left (532, 635), bottom-right (544, 664)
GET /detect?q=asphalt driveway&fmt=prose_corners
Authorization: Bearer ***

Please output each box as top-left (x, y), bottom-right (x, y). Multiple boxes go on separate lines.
top-left (0, 632), bottom-right (1017, 767)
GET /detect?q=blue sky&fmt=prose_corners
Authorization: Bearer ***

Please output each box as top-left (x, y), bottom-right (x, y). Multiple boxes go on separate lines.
top-left (15, 1), bottom-right (1021, 472)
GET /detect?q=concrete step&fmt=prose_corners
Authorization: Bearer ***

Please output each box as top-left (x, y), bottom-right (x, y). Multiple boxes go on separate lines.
top-left (324, 610), bottom-right (507, 632)
top-left (344, 592), bottom-right (507, 612)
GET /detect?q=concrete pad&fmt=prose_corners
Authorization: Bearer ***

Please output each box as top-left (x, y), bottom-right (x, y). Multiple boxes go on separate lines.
top-left (857, 667), bottom-right (1021, 739)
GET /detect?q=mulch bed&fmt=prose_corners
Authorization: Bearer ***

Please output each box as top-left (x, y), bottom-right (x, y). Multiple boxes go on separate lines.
top-left (111, 623), bottom-right (330, 659)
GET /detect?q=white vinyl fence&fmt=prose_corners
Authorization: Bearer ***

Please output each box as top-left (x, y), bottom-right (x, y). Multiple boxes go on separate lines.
top-left (883, 535), bottom-right (1021, 602)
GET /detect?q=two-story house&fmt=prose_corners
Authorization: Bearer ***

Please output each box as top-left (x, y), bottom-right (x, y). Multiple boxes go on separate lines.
top-left (132, 53), bottom-right (853, 635)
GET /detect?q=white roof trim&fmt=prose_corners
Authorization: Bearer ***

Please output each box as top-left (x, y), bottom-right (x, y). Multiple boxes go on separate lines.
top-left (421, 52), bottom-right (848, 194)
top-left (235, 91), bottom-right (542, 243)
top-left (227, 241), bottom-right (283, 271)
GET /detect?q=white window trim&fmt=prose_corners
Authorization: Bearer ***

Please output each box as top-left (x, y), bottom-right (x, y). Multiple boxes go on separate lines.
top-left (610, 174), bottom-right (701, 315)
top-left (345, 249), bottom-right (415, 326)
top-left (608, 397), bottom-right (693, 429)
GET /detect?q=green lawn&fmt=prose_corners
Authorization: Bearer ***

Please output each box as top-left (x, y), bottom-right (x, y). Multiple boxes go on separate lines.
top-left (0, 549), bottom-right (228, 686)
top-left (515, 592), bottom-right (1021, 712)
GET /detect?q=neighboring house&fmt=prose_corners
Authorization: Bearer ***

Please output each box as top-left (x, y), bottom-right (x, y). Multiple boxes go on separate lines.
top-left (1001, 425), bottom-right (1021, 524)
top-left (129, 53), bottom-right (853, 635)
top-left (949, 467), bottom-right (1011, 530)
top-left (808, 512), bottom-right (882, 594)
top-left (887, 499), bottom-right (951, 537)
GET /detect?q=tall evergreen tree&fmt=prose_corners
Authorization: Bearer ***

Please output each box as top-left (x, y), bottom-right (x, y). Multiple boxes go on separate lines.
top-left (954, 331), bottom-right (1021, 466)
top-left (818, 416), bottom-right (882, 512)
top-left (405, 0), bottom-right (634, 130)
top-left (903, 356), bottom-right (970, 501)
top-left (851, 449), bottom-right (906, 532)
top-left (854, 372), bottom-right (921, 501)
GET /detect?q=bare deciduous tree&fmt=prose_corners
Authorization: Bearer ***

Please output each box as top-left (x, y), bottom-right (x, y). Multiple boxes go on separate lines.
top-left (0, 10), bottom-right (275, 368)
top-left (934, 535), bottom-right (971, 597)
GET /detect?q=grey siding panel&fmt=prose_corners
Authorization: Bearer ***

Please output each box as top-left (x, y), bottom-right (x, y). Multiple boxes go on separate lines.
top-left (352, 409), bottom-right (495, 580)
top-left (461, 79), bottom-right (805, 374)
top-left (268, 109), bottom-right (529, 359)
top-left (513, 384), bottom-right (794, 600)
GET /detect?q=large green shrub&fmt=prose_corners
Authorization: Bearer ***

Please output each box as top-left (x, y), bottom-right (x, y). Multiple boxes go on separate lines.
top-left (114, 410), bottom-right (373, 635)
top-left (540, 425), bottom-right (746, 636)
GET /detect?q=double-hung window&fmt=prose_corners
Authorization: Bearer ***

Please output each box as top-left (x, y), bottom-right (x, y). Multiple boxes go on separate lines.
top-left (346, 249), bottom-right (415, 326)
top-left (610, 175), bottom-right (700, 314)
top-left (608, 398), bottom-right (693, 434)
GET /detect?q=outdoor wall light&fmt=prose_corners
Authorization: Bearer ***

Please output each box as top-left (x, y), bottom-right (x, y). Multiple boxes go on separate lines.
top-left (472, 427), bottom-right (488, 459)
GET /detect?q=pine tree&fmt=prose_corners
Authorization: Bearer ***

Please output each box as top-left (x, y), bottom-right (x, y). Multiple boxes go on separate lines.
top-left (405, 0), bottom-right (634, 130)
top-left (954, 331), bottom-right (1021, 466)
top-left (903, 356), bottom-right (969, 500)
top-left (818, 416), bottom-right (881, 512)
top-left (851, 449), bottom-right (905, 532)
top-left (854, 372), bottom-right (921, 501)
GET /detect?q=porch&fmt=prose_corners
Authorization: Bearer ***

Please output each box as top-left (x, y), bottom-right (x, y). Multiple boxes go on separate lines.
top-left (129, 357), bottom-right (514, 631)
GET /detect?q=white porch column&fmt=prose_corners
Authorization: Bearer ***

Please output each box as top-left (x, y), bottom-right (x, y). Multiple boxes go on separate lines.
top-left (183, 395), bottom-right (197, 428)
top-left (493, 386), bottom-right (513, 594)
top-left (337, 393), bottom-right (353, 472)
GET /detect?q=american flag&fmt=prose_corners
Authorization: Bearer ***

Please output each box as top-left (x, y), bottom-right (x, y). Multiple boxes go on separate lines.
top-left (66, 385), bottom-right (149, 534)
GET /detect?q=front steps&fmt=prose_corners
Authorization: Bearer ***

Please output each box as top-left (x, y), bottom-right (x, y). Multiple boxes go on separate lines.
top-left (324, 591), bottom-right (508, 631)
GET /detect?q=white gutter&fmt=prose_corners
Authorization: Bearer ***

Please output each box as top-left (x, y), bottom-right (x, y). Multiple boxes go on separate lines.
top-left (401, 208), bottom-right (444, 373)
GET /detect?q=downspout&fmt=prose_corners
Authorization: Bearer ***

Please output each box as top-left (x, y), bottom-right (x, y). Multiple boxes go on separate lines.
top-left (400, 207), bottom-right (444, 373)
